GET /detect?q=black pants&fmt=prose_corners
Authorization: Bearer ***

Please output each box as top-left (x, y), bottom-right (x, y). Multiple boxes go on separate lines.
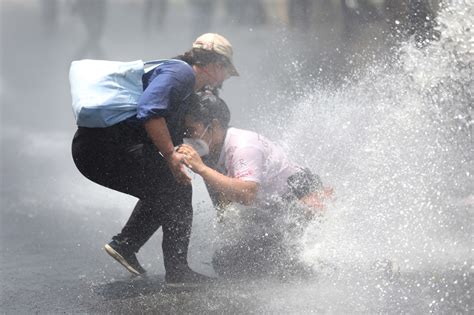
top-left (212, 232), bottom-right (288, 278)
top-left (71, 123), bottom-right (193, 274)
top-left (211, 204), bottom-right (303, 279)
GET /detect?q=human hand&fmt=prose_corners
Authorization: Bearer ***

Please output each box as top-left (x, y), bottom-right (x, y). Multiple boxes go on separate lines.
top-left (321, 187), bottom-right (334, 200)
top-left (165, 151), bottom-right (192, 185)
top-left (299, 187), bottom-right (334, 219)
top-left (176, 144), bottom-right (206, 174)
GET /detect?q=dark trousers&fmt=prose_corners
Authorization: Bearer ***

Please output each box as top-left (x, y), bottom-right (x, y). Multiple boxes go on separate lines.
top-left (212, 232), bottom-right (287, 278)
top-left (212, 202), bottom-right (312, 279)
top-left (71, 123), bottom-right (193, 274)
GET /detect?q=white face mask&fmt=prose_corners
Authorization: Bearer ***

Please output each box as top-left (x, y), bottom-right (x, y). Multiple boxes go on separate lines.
top-left (183, 124), bottom-right (211, 157)
top-left (183, 138), bottom-right (209, 157)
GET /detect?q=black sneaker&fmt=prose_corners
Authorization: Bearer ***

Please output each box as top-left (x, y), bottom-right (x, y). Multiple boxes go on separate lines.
top-left (165, 267), bottom-right (215, 287)
top-left (104, 240), bottom-right (146, 276)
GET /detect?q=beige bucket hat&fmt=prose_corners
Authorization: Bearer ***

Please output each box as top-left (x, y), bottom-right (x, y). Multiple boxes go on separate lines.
top-left (192, 33), bottom-right (239, 76)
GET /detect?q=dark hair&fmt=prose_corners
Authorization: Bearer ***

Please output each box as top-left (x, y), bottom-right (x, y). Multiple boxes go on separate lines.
top-left (186, 90), bottom-right (231, 128)
top-left (174, 48), bottom-right (230, 67)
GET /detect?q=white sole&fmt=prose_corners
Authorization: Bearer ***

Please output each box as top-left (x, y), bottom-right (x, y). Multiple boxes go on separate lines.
top-left (104, 244), bottom-right (141, 276)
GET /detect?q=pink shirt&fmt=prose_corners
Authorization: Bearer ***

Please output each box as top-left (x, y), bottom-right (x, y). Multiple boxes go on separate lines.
top-left (216, 128), bottom-right (300, 205)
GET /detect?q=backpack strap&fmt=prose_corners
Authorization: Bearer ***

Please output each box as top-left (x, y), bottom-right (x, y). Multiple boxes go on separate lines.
top-left (144, 59), bottom-right (166, 73)
top-left (143, 59), bottom-right (190, 73)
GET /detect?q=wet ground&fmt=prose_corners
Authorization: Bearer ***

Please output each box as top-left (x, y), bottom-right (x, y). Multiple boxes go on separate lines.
top-left (2, 202), bottom-right (471, 313)
top-left (1, 1), bottom-right (472, 313)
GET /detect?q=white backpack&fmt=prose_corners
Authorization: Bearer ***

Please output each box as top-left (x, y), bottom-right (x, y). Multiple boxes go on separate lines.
top-left (69, 59), bottom-right (178, 127)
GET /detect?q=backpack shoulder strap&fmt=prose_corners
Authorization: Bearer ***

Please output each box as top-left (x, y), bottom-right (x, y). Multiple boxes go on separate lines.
top-left (143, 58), bottom-right (190, 73)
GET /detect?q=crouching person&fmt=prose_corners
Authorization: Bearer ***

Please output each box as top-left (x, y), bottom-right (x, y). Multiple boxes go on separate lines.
top-left (178, 91), bottom-right (333, 278)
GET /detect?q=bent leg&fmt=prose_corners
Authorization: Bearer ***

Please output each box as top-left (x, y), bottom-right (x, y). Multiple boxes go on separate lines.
top-left (72, 125), bottom-right (195, 275)
top-left (114, 200), bottom-right (163, 253)
top-left (72, 125), bottom-right (171, 252)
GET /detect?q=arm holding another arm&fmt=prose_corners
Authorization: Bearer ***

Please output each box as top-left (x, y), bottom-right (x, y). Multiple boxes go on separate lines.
top-left (144, 117), bottom-right (191, 185)
top-left (139, 62), bottom-right (196, 185)
top-left (178, 144), bottom-right (258, 205)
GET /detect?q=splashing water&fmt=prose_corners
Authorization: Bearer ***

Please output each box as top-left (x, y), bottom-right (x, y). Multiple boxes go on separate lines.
top-left (264, 0), bottom-right (473, 312)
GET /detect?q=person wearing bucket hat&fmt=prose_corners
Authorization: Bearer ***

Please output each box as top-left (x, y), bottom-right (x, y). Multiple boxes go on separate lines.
top-left (192, 33), bottom-right (239, 77)
top-left (71, 33), bottom-right (237, 286)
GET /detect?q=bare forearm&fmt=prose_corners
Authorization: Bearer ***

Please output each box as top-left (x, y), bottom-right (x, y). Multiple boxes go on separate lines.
top-left (144, 117), bottom-right (174, 159)
top-left (144, 117), bottom-right (191, 184)
top-left (198, 166), bottom-right (257, 205)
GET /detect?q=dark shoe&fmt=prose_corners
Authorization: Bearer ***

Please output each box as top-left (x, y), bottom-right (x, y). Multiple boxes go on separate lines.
top-left (104, 240), bottom-right (146, 276)
top-left (165, 267), bottom-right (215, 287)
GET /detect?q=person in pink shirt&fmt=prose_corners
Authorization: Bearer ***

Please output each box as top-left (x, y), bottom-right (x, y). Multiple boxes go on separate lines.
top-left (178, 91), bottom-right (333, 278)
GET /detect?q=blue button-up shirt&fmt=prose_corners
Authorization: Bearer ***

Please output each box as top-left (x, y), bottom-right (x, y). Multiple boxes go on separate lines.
top-left (127, 59), bottom-right (195, 144)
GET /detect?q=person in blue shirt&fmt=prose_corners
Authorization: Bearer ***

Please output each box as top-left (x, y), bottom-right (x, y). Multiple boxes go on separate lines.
top-left (71, 33), bottom-right (238, 285)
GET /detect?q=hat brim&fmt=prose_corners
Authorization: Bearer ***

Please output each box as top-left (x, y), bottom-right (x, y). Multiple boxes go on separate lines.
top-left (228, 63), bottom-right (239, 77)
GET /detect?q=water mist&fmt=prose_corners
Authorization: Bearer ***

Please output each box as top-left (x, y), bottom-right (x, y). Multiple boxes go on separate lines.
top-left (267, 1), bottom-right (473, 313)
